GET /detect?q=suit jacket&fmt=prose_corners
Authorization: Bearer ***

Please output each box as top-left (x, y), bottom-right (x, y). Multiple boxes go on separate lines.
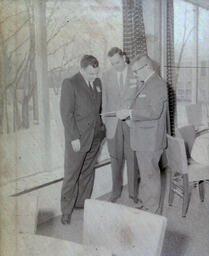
top-left (130, 74), bottom-right (168, 152)
top-left (60, 72), bottom-right (104, 152)
top-left (102, 65), bottom-right (139, 139)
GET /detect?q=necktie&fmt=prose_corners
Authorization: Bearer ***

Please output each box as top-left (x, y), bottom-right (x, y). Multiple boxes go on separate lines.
top-left (88, 82), bottom-right (95, 98)
top-left (119, 72), bottom-right (124, 91)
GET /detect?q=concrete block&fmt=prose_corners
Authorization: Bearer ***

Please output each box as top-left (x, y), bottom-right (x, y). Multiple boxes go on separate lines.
top-left (17, 234), bottom-right (112, 256)
top-left (83, 199), bottom-right (167, 256)
top-left (1, 193), bottom-right (38, 234)
top-left (0, 193), bottom-right (38, 256)
top-left (17, 193), bottom-right (38, 233)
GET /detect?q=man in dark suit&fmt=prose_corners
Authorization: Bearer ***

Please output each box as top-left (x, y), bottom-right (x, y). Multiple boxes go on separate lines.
top-left (60, 55), bottom-right (105, 224)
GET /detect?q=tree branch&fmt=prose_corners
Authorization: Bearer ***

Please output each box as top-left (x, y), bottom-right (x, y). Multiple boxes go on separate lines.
top-left (48, 56), bottom-right (78, 72)
top-left (3, 18), bottom-right (30, 44)
top-left (0, 10), bottom-right (27, 25)
top-left (177, 26), bottom-right (194, 69)
top-left (47, 39), bottom-right (74, 56)
top-left (46, 0), bottom-right (59, 26)
top-left (4, 53), bottom-right (27, 92)
top-left (174, 9), bottom-right (194, 87)
top-left (8, 36), bottom-right (30, 61)
top-left (47, 20), bottom-right (67, 44)
top-left (63, 56), bottom-right (80, 68)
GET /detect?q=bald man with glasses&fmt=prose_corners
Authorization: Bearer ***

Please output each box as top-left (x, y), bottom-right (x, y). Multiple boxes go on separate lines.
top-left (119, 55), bottom-right (168, 213)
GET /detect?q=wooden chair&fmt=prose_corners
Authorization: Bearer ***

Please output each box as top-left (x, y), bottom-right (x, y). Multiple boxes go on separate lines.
top-left (175, 125), bottom-right (196, 159)
top-left (185, 103), bottom-right (209, 135)
top-left (176, 125), bottom-right (209, 190)
top-left (166, 133), bottom-right (209, 217)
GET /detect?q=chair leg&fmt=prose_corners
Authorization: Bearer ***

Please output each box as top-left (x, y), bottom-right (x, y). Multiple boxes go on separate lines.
top-left (168, 172), bottom-right (175, 206)
top-left (182, 174), bottom-right (189, 217)
top-left (199, 180), bottom-right (204, 202)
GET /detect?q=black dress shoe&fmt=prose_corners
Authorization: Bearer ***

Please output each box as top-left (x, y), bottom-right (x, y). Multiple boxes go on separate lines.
top-left (109, 195), bottom-right (120, 203)
top-left (155, 207), bottom-right (163, 215)
top-left (135, 205), bottom-right (149, 211)
top-left (109, 197), bottom-right (117, 203)
top-left (61, 214), bottom-right (71, 225)
top-left (129, 196), bottom-right (139, 204)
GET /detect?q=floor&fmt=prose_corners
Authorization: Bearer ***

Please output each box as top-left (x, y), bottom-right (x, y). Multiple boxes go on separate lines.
top-left (37, 170), bottom-right (209, 256)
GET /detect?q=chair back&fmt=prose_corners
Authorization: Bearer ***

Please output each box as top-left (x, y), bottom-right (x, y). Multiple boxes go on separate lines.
top-left (202, 103), bottom-right (209, 125)
top-left (175, 125), bottom-right (196, 158)
top-left (185, 104), bottom-right (203, 127)
top-left (166, 135), bottom-right (188, 174)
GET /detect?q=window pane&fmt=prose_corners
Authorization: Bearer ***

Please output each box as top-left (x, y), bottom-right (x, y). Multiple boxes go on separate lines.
top-left (46, 0), bottom-right (123, 166)
top-left (198, 7), bottom-right (209, 104)
top-left (174, 0), bottom-right (196, 126)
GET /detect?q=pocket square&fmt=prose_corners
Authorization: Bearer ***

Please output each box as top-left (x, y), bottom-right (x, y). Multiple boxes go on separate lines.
top-left (96, 86), bottom-right (101, 92)
top-left (138, 94), bottom-right (146, 98)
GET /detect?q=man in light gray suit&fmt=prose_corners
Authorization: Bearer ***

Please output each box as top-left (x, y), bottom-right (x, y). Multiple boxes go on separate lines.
top-left (129, 55), bottom-right (168, 213)
top-left (60, 55), bottom-right (105, 224)
top-left (102, 47), bottom-right (139, 203)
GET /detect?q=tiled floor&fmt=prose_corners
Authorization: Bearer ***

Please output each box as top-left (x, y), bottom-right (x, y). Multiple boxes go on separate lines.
top-left (37, 170), bottom-right (209, 256)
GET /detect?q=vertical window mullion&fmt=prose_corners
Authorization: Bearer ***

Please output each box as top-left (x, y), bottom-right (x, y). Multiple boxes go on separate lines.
top-left (193, 5), bottom-right (199, 103)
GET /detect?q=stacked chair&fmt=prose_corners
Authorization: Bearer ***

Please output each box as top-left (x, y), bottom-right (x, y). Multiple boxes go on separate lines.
top-left (166, 125), bottom-right (209, 217)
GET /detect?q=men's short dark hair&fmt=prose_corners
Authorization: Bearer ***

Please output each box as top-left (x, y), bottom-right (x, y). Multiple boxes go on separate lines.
top-left (107, 47), bottom-right (130, 64)
top-left (108, 47), bottom-right (123, 57)
top-left (80, 55), bottom-right (99, 69)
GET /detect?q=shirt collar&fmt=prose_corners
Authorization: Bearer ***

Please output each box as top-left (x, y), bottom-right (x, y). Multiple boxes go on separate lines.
top-left (80, 70), bottom-right (93, 87)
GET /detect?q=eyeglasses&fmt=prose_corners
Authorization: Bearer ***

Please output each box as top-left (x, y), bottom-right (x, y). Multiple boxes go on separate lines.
top-left (132, 64), bottom-right (148, 75)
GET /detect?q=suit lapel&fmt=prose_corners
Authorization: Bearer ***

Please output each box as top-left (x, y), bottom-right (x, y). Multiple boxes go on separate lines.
top-left (135, 82), bottom-right (146, 97)
top-left (79, 72), bottom-right (90, 92)
top-left (92, 80), bottom-right (99, 102)
top-left (135, 74), bottom-right (158, 100)
top-left (130, 79), bottom-right (148, 109)
top-left (78, 72), bottom-right (95, 103)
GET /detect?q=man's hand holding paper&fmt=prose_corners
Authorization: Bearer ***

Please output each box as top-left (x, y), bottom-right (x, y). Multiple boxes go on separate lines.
top-left (116, 109), bottom-right (130, 120)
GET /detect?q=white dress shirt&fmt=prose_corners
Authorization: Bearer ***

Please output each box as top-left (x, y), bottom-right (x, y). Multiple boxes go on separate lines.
top-left (117, 65), bottom-right (128, 89)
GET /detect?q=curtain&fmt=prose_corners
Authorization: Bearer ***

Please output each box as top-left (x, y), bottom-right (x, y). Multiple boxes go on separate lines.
top-left (122, 0), bottom-right (147, 60)
top-left (122, 0), bottom-right (175, 135)
top-left (166, 0), bottom-right (176, 136)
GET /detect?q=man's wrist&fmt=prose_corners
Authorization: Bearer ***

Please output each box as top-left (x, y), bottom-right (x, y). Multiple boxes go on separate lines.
top-left (71, 138), bottom-right (80, 143)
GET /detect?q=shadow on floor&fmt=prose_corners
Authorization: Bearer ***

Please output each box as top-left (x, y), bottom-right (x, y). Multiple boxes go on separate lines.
top-left (162, 229), bottom-right (190, 256)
